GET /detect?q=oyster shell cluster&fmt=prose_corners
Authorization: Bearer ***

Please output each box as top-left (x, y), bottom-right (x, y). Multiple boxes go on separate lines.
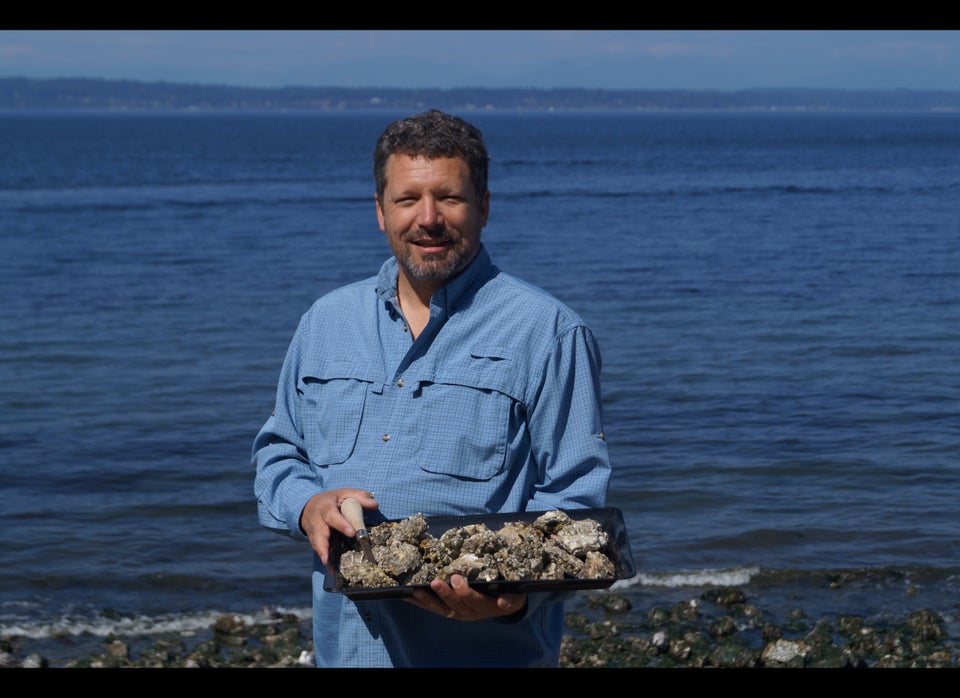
top-left (337, 509), bottom-right (618, 590)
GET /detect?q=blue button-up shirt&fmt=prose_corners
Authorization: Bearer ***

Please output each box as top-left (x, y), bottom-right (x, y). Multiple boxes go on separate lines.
top-left (253, 246), bottom-right (611, 667)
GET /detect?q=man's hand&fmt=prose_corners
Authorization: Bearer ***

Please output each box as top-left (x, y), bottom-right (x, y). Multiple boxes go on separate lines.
top-left (406, 575), bottom-right (527, 622)
top-left (299, 489), bottom-right (378, 565)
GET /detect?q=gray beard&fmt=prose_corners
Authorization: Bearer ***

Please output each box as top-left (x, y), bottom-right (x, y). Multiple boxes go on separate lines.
top-left (397, 247), bottom-right (469, 283)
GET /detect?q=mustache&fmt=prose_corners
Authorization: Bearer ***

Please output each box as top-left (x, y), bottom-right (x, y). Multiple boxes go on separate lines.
top-left (403, 228), bottom-right (452, 243)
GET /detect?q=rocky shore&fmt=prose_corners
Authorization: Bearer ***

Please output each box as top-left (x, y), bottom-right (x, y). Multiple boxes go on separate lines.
top-left (3, 585), bottom-right (957, 669)
top-left (561, 587), bottom-right (957, 668)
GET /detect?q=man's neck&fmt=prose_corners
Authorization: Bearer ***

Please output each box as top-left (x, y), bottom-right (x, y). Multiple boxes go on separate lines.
top-left (396, 274), bottom-right (438, 340)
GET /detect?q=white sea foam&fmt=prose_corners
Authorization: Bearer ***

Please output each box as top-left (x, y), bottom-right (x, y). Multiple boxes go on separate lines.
top-left (0, 605), bottom-right (312, 641)
top-left (613, 566), bottom-right (760, 589)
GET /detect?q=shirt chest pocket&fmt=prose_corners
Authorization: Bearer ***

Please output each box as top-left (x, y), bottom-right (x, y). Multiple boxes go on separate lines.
top-left (298, 367), bottom-right (373, 467)
top-left (415, 349), bottom-right (523, 482)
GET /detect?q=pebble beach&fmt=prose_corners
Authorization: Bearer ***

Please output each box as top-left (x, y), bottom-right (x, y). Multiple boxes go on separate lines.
top-left (4, 575), bottom-right (957, 669)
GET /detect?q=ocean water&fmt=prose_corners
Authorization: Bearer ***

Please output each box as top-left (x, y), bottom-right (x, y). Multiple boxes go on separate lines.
top-left (1, 109), bottom-right (958, 660)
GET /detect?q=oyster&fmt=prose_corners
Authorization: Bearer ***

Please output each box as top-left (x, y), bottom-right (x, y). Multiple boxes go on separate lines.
top-left (460, 525), bottom-right (501, 556)
top-left (533, 509), bottom-right (573, 534)
top-left (542, 542), bottom-right (585, 579)
top-left (581, 550), bottom-right (617, 579)
top-left (373, 540), bottom-right (422, 583)
top-left (553, 518), bottom-right (609, 557)
top-left (337, 509), bottom-right (619, 592)
top-left (494, 522), bottom-right (548, 580)
top-left (338, 550), bottom-right (400, 588)
top-left (369, 512), bottom-right (429, 547)
top-left (438, 552), bottom-right (501, 582)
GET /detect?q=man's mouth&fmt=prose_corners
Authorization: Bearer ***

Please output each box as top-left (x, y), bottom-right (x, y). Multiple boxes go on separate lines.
top-left (410, 237), bottom-right (451, 252)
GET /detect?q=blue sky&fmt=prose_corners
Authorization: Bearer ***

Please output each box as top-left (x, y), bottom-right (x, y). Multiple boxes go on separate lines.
top-left (1, 30), bottom-right (959, 91)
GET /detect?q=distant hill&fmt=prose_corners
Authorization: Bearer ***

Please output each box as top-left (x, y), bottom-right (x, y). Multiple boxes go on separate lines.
top-left (2, 77), bottom-right (960, 112)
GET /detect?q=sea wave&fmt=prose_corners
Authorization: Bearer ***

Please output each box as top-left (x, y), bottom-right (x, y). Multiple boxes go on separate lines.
top-left (614, 566), bottom-right (761, 590)
top-left (0, 604), bottom-right (312, 641)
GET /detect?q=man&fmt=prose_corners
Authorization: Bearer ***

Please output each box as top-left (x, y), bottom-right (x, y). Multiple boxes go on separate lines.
top-left (252, 109), bottom-right (611, 667)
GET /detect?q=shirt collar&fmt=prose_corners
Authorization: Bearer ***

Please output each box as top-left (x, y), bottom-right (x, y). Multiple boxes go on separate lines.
top-left (375, 245), bottom-right (494, 314)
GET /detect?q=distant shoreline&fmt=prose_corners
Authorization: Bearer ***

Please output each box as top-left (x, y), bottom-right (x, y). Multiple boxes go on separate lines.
top-left (3, 78), bottom-right (960, 113)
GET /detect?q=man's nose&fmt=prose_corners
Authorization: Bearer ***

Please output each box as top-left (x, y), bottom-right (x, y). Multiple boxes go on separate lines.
top-left (416, 196), bottom-right (443, 228)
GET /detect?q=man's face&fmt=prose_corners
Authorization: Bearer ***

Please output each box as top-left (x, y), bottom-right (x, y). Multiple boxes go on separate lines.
top-left (376, 154), bottom-right (489, 294)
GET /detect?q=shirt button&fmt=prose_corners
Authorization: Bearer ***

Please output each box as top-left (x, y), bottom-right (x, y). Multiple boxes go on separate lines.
top-left (382, 434), bottom-right (390, 442)
top-left (396, 378), bottom-right (404, 387)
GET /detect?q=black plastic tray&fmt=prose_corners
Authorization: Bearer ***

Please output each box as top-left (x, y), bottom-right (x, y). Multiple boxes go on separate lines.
top-left (326, 507), bottom-right (636, 601)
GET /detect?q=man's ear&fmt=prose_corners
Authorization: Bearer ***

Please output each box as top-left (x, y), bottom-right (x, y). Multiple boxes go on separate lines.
top-left (375, 194), bottom-right (385, 232)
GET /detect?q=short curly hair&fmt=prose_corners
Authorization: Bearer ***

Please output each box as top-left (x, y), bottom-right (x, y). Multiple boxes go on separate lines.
top-left (373, 109), bottom-right (489, 201)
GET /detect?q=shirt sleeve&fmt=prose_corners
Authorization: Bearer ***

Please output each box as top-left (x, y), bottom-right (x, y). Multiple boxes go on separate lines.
top-left (252, 316), bottom-right (323, 541)
top-left (526, 324), bottom-right (612, 511)
top-left (498, 323), bottom-right (612, 624)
